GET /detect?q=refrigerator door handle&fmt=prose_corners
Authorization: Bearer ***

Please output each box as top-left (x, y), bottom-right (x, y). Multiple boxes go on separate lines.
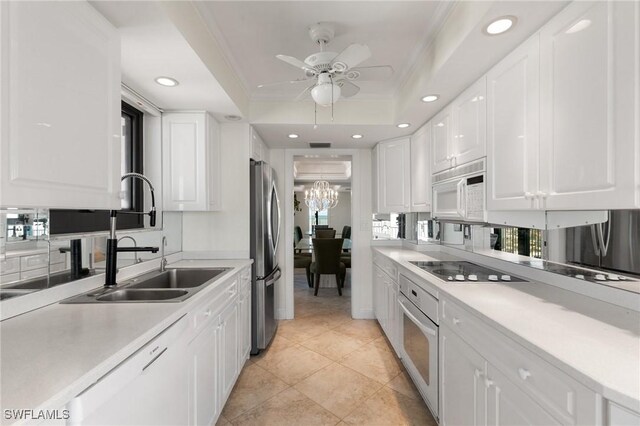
top-left (265, 267), bottom-right (281, 287)
top-left (272, 181), bottom-right (281, 254)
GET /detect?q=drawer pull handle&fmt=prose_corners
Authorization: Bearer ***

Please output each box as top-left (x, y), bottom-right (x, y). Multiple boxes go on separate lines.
top-left (452, 317), bottom-right (461, 325)
top-left (518, 368), bottom-right (531, 380)
top-left (484, 378), bottom-right (494, 388)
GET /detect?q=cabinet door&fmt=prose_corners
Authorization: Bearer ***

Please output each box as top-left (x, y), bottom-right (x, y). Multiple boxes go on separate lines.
top-left (486, 366), bottom-right (561, 426)
top-left (163, 113), bottom-right (207, 211)
top-left (219, 302), bottom-right (239, 402)
top-left (440, 326), bottom-right (486, 426)
top-left (539, 1), bottom-right (640, 209)
top-left (487, 35), bottom-right (541, 211)
top-left (0, 2), bottom-right (121, 209)
top-left (431, 107), bottom-right (454, 173)
top-left (452, 76), bottom-right (487, 167)
top-left (190, 322), bottom-right (220, 426)
top-left (377, 138), bottom-right (411, 213)
top-left (410, 123), bottom-right (432, 212)
top-left (386, 281), bottom-right (400, 356)
top-left (238, 280), bottom-right (252, 364)
top-left (373, 266), bottom-right (387, 329)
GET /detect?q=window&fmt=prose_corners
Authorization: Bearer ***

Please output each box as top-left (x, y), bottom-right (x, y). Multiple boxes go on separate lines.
top-left (50, 102), bottom-right (144, 234)
top-left (309, 209), bottom-right (329, 232)
top-left (491, 227), bottom-right (543, 259)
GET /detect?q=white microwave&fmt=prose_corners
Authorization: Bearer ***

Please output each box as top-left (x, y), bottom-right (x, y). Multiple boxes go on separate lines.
top-left (432, 159), bottom-right (486, 222)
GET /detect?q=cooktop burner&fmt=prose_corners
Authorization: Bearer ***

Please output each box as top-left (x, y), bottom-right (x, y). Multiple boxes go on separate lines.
top-left (409, 261), bottom-right (527, 283)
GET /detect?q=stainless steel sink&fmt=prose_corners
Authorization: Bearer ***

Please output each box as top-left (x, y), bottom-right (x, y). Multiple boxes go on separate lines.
top-left (127, 268), bottom-right (228, 289)
top-left (96, 289), bottom-right (188, 302)
top-left (62, 267), bottom-right (231, 304)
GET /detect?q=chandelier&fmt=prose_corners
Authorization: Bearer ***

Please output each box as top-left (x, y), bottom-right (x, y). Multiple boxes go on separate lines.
top-left (304, 181), bottom-right (339, 212)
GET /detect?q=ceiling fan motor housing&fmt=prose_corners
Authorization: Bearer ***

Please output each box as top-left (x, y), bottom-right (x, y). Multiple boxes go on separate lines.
top-left (305, 51), bottom-right (338, 72)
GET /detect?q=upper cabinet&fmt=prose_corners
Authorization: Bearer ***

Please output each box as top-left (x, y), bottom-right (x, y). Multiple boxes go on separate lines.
top-left (0, 1), bottom-right (121, 209)
top-left (487, 35), bottom-right (541, 211)
top-left (374, 138), bottom-right (411, 213)
top-left (410, 123), bottom-right (432, 212)
top-left (538, 1), bottom-right (639, 209)
top-left (431, 106), bottom-right (454, 174)
top-left (431, 76), bottom-right (487, 174)
top-left (250, 126), bottom-right (268, 162)
top-left (163, 112), bottom-right (222, 211)
top-left (452, 76), bottom-right (487, 167)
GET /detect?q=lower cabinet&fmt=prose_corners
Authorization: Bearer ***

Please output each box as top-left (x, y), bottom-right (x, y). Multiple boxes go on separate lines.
top-left (189, 322), bottom-right (220, 426)
top-left (219, 302), bottom-right (239, 403)
top-left (440, 326), bottom-right (486, 426)
top-left (373, 263), bottom-right (401, 356)
top-left (238, 270), bottom-right (252, 363)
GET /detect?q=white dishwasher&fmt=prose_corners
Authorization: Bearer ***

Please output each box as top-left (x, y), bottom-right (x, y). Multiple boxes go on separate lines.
top-left (66, 315), bottom-right (189, 426)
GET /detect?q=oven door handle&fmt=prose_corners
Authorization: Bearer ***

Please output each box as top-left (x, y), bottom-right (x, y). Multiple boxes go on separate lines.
top-left (398, 299), bottom-right (437, 337)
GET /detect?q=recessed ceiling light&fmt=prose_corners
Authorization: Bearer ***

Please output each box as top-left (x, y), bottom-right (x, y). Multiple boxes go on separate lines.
top-left (351, 134), bottom-right (363, 139)
top-left (484, 16), bottom-right (517, 35)
top-left (224, 115), bottom-right (242, 121)
top-left (397, 123), bottom-right (411, 129)
top-left (154, 76), bottom-right (179, 87)
top-left (288, 134), bottom-right (299, 139)
top-left (421, 94), bottom-right (439, 103)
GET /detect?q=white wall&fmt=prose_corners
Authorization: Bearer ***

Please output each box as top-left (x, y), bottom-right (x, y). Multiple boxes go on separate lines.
top-left (181, 123), bottom-right (251, 258)
top-left (293, 191), bottom-right (352, 235)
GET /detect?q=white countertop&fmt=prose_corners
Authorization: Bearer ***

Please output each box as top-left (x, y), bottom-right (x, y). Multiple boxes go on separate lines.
top-left (374, 246), bottom-right (640, 412)
top-left (0, 259), bottom-right (252, 424)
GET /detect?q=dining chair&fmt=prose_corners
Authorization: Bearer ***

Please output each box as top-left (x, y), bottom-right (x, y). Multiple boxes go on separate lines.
top-left (294, 226), bottom-right (304, 253)
top-left (310, 238), bottom-right (346, 296)
top-left (341, 225), bottom-right (351, 240)
top-left (315, 229), bottom-right (336, 238)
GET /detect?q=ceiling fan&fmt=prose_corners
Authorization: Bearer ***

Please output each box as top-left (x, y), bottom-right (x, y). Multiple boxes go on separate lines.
top-left (258, 23), bottom-right (394, 107)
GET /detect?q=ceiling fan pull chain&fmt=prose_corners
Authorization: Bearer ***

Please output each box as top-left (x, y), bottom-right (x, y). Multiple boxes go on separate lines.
top-left (314, 100), bottom-right (318, 129)
top-left (331, 75), bottom-right (334, 122)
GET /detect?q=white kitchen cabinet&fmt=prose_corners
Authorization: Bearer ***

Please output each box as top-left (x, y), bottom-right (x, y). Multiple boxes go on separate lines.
top-left (386, 278), bottom-right (400, 355)
top-left (487, 35), bottom-right (541, 211)
top-left (219, 300), bottom-right (239, 403)
top-left (452, 76), bottom-right (487, 167)
top-left (486, 366), bottom-right (561, 426)
top-left (163, 112), bottom-right (221, 211)
top-left (189, 321), bottom-right (220, 426)
top-left (374, 138), bottom-right (411, 213)
top-left (410, 123), bottom-right (432, 212)
top-left (0, 1), bottom-right (121, 210)
top-left (440, 326), bottom-right (487, 426)
top-left (238, 268), bottom-right (252, 364)
top-left (539, 0), bottom-right (640, 209)
top-left (431, 106), bottom-right (454, 174)
top-left (607, 402), bottom-right (640, 426)
top-left (250, 126), bottom-right (268, 161)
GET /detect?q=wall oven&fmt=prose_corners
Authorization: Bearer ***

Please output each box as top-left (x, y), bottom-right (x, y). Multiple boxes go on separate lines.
top-left (432, 158), bottom-right (486, 222)
top-left (398, 274), bottom-right (439, 420)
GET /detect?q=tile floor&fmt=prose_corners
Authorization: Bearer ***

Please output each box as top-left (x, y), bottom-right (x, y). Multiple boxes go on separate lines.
top-left (217, 270), bottom-right (438, 426)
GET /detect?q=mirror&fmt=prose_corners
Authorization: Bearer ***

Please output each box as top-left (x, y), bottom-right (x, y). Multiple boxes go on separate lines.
top-left (0, 210), bottom-right (183, 302)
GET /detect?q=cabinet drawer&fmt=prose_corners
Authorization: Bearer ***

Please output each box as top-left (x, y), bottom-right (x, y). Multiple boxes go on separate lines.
top-left (441, 298), bottom-right (596, 425)
top-left (1, 257), bottom-right (20, 275)
top-left (20, 253), bottom-right (48, 271)
top-left (373, 253), bottom-right (398, 282)
top-left (192, 279), bottom-right (238, 334)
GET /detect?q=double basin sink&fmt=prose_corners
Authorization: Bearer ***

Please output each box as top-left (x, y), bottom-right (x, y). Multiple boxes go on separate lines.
top-left (63, 268), bottom-right (230, 303)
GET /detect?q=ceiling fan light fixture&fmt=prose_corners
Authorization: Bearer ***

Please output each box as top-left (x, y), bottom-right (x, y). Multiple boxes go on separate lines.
top-left (311, 74), bottom-right (341, 106)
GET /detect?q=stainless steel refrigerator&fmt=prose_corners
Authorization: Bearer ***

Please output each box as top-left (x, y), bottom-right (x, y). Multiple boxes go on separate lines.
top-left (250, 160), bottom-right (281, 354)
top-left (566, 210), bottom-right (640, 276)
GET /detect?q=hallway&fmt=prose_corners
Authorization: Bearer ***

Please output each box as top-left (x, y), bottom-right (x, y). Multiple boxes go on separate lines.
top-left (217, 271), bottom-right (437, 425)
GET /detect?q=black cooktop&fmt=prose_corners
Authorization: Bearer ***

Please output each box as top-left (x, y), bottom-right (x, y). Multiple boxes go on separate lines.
top-left (410, 261), bottom-right (527, 283)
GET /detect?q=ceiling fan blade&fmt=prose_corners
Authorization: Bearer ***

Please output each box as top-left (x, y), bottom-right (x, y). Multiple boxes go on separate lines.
top-left (295, 84), bottom-right (316, 101)
top-left (345, 65), bottom-right (394, 81)
top-left (336, 80), bottom-right (360, 98)
top-left (276, 54), bottom-right (317, 74)
top-left (258, 78), bottom-right (312, 88)
top-left (331, 44), bottom-right (371, 71)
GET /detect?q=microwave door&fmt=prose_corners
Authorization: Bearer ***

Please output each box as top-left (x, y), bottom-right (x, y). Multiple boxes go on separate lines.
top-left (433, 179), bottom-right (464, 220)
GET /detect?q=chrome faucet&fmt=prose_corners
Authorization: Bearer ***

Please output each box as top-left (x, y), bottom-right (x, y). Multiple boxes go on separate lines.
top-left (105, 173), bottom-right (159, 287)
top-left (117, 236), bottom-right (141, 264)
top-left (160, 236), bottom-right (167, 272)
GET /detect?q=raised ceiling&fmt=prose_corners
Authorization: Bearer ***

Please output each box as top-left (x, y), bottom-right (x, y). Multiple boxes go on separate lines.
top-left (195, 1), bottom-right (452, 101)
